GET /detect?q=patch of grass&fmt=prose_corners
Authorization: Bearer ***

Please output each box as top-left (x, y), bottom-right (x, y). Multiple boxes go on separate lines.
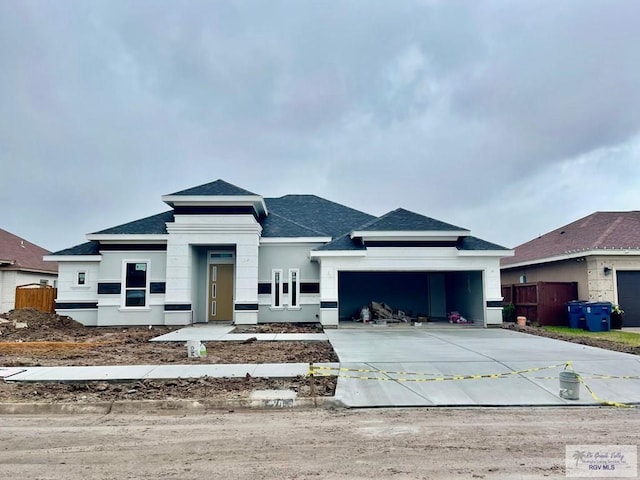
top-left (543, 327), bottom-right (640, 347)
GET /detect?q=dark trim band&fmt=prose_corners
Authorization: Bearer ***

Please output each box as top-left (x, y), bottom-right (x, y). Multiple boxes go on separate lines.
top-left (164, 304), bottom-right (192, 311)
top-left (320, 301), bottom-right (338, 309)
top-left (235, 303), bottom-right (259, 311)
top-left (99, 244), bottom-right (167, 251)
top-left (300, 282), bottom-right (320, 294)
top-left (486, 300), bottom-right (504, 308)
top-left (150, 282), bottom-right (166, 294)
top-left (174, 205), bottom-right (259, 220)
top-left (98, 282), bottom-right (121, 295)
top-left (55, 302), bottom-right (98, 310)
top-left (365, 241), bottom-right (458, 248)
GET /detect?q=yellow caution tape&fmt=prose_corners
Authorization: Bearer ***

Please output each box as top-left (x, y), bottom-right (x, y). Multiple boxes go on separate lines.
top-left (309, 363), bottom-right (567, 379)
top-left (308, 361), bottom-right (637, 408)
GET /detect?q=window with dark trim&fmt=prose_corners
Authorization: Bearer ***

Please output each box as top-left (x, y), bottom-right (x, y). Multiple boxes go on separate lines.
top-left (123, 261), bottom-right (148, 307)
top-left (272, 269), bottom-right (283, 308)
top-left (289, 269), bottom-right (300, 308)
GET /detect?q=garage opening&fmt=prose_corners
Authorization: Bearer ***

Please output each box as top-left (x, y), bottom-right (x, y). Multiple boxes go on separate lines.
top-left (338, 271), bottom-right (484, 324)
top-left (617, 271), bottom-right (640, 327)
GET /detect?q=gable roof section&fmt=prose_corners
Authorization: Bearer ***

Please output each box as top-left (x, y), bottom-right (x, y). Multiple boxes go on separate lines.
top-left (0, 228), bottom-right (57, 273)
top-left (265, 195), bottom-right (375, 238)
top-left (502, 211), bottom-right (640, 267)
top-left (92, 211), bottom-right (174, 235)
top-left (169, 179), bottom-right (257, 196)
top-left (354, 208), bottom-right (468, 233)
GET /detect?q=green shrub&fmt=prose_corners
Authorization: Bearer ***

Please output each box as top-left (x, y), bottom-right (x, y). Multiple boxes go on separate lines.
top-left (502, 303), bottom-right (516, 322)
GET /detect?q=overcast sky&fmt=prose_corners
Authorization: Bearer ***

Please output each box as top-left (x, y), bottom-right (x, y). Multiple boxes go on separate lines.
top-left (2, 0), bottom-right (639, 253)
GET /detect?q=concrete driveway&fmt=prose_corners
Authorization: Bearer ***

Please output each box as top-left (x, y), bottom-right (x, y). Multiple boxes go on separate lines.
top-left (324, 327), bottom-right (640, 407)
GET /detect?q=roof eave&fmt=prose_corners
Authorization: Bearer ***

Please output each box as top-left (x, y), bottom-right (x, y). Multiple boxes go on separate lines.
top-left (260, 237), bottom-right (332, 244)
top-left (309, 250), bottom-right (367, 258)
top-left (501, 248), bottom-right (640, 269)
top-left (162, 194), bottom-right (268, 216)
top-left (44, 255), bottom-right (102, 262)
top-left (351, 230), bottom-right (470, 241)
top-left (85, 234), bottom-right (169, 242)
top-left (458, 250), bottom-right (515, 257)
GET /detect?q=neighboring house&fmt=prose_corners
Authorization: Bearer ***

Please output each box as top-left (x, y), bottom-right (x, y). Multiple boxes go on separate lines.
top-left (501, 211), bottom-right (640, 327)
top-left (0, 228), bottom-right (58, 313)
top-left (44, 180), bottom-right (511, 328)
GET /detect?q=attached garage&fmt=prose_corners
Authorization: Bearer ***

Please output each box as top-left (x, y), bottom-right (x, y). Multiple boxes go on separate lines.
top-left (338, 270), bottom-right (484, 323)
top-left (617, 271), bottom-right (640, 327)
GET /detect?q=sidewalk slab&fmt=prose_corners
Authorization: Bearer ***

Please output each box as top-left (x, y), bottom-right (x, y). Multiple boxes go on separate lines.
top-left (2, 363), bottom-right (338, 383)
top-left (151, 325), bottom-right (234, 342)
top-left (151, 326), bottom-right (328, 342)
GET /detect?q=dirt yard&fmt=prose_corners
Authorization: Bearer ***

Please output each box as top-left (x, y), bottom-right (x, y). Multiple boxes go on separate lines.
top-left (1, 309), bottom-right (337, 401)
top-left (503, 323), bottom-right (640, 355)
top-left (0, 408), bottom-right (637, 479)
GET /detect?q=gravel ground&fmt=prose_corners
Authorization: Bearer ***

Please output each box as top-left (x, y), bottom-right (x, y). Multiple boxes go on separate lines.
top-left (0, 407), bottom-right (636, 479)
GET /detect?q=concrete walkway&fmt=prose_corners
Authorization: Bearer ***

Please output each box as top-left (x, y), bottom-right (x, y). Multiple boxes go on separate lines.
top-left (1, 363), bottom-right (338, 382)
top-left (150, 324), bottom-right (327, 342)
top-left (324, 328), bottom-right (640, 407)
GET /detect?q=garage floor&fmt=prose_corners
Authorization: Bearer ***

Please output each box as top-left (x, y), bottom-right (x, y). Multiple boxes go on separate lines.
top-left (324, 328), bottom-right (640, 407)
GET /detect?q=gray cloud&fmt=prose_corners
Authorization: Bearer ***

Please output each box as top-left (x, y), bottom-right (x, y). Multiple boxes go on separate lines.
top-left (1, 0), bottom-right (639, 251)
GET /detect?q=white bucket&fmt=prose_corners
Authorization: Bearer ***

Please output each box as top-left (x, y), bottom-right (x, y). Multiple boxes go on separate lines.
top-left (559, 371), bottom-right (580, 400)
top-left (186, 340), bottom-right (202, 358)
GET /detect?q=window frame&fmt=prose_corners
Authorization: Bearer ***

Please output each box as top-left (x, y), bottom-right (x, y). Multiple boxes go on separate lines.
top-left (288, 268), bottom-right (300, 309)
top-left (75, 270), bottom-right (87, 287)
top-left (271, 269), bottom-right (283, 309)
top-left (121, 260), bottom-right (150, 309)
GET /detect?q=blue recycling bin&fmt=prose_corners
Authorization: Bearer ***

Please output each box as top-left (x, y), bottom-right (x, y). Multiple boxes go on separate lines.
top-left (583, 302), bottom-right (612, 332)
top-left (566, 301), bottom-right (587, 329)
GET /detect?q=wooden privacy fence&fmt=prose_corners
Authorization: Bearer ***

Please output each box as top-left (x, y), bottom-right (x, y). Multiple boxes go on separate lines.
top-left (14, 284), bottom-right (57, 313)
top-left (502, 282), bottom-right (578, 326)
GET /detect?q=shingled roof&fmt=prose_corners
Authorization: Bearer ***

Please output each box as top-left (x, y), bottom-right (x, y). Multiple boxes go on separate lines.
top-left (169, 179), bottom-right (257, 196)
top-left (501, 211), bottom-right (640, 267)
top-left (354, 208), bottom-right (468, 232)
top-left (0, 228), bottom-right (57, 273)
top-left (51, 180), bottom-right (508, 255)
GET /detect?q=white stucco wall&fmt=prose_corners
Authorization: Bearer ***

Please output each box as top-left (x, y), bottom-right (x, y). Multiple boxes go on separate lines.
top-left (257, 243), bottom-right (322, 323)
top-left (165, 214), bottom-right (261, 325)
top-left (0, 270), bottom-right (58, 313)
top-left (314, 247), bottom-right (505, 327)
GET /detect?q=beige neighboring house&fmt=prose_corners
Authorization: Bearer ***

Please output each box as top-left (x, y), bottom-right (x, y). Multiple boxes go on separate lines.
top-left (0, 228), bottom-right (58, 313)
top-left (501, 211), bottom-right (640, 327)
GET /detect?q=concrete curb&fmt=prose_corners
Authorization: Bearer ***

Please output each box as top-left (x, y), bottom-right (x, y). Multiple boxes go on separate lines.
top-left (0, 397), bottom-right (345, 415)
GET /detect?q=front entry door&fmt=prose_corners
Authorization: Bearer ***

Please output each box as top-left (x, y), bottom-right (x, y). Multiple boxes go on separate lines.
top-left (209, 264), bottom-right (234, 321)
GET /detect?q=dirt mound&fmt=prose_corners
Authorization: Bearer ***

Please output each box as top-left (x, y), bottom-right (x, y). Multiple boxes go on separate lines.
top-left (0, 308), bottom-right (84, 341)
top-left (0, 375), bottom-right (337, 403)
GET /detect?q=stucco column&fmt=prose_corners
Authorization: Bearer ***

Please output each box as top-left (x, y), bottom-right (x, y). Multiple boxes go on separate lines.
top-left (318, 261), bottom-right (339, 327)
top-left (164, 236), bottom-right (194, 325)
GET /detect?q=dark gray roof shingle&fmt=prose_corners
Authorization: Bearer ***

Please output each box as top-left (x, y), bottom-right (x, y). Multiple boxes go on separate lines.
top-left (355, 208), bottom-right (468, 233)
top-left (50, 241), bottom-right (100, 256)
top-left (92, 211), bottom-right (174, 235)
top-left (169, 179), bottom-right (257, 196)
top-left (457, 236), bottom-right (509, 251)
top-left (260, 212), bottom-right (328, 238)
top-left (265, 195), bottom-right (375, 238)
